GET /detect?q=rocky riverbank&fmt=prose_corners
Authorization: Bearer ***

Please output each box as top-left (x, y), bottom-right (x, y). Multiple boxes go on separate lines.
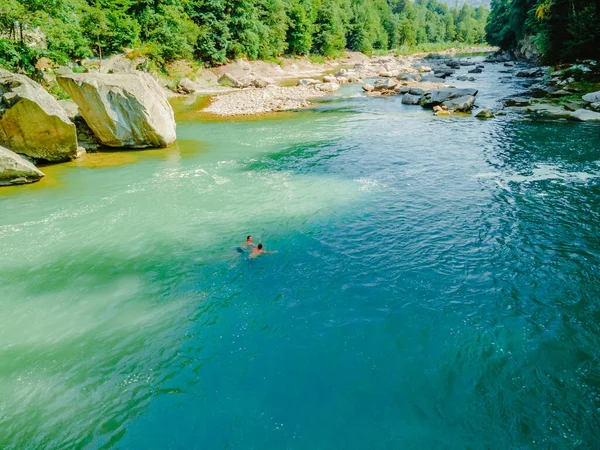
top-left (2, 46), bottom-right (599, 188)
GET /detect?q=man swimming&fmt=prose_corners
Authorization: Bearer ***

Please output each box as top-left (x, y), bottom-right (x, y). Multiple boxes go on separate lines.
top-left (241, 235), bottom-right (256, 249)
top-left (250, 243), bottom-right (277, 258)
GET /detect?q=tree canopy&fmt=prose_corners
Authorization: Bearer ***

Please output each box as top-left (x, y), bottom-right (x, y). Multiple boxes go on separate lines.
top-left (486, 0), bottom-right (600, 63)
top-left (0, 0), bottom-right (489, 71)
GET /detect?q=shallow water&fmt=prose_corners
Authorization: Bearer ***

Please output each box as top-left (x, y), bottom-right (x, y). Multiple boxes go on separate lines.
top-left (2, 57), bottom-right (600, 449)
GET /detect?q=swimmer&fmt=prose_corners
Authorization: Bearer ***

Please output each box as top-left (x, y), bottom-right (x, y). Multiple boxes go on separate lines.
top-left (250, 243), bottom-right (277, 258)
top-left (241, 235), bottom-right (256, 249)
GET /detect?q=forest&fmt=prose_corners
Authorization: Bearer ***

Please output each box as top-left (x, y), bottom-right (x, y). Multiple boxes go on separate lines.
top-left (486, 0), bottom-right (600, 63)
top-left (0, 0), bottom-right (488, 72)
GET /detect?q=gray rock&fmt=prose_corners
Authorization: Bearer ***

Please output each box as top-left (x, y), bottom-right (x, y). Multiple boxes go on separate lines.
top-left (419, 88), bottom-right (478, 108)
top-left (582, 91), bottom-right (600, 103)
top-left (468, 68), bottom-right (483, 74)
top-left (408, 87), bottom-right (425, 96)
top-left (475, 109), bottom-right (495, 119)
top-left (504, 97), bottom-right (531, 107)
top-left (516, 67), bottom-right (545, 78)
top-left (402, 94), bottom-right (422, 105)
top-left (57, 72), bottom-right (176, 148)
top-left (374, 78), bottom-right (398, 91)
top-left (590, 102), bottom-right (600, 112)
top-left (0, 69), bottom-right (78, 162)
top-left (563, 101), bottom-right (582, 112)
top-left (0, 144), bottom-right (44, 186)
top-left (218, 73), bottom-right (243, 88)
top-left (178, 78), bottom-right (200, 94)
top-left (316, 82), bottom-right (340, 93)
top-left (570, 109), bottom-right (600, 122)
top-left (433, 69), bottom-right (455, 78)
top-left (298, 78), bottom-right (320, 86)
top-left (323, 75), bottom-right (337, 83)
top-left (524, 104), bottom-right (572, 119)
top-left (362, 83), bottom-right (374, 92)
top-left (443, 95), bottom-right (476, 112)
top-left (504, 62), bottom-right (515, 67)
top-left (396, 86), bottom-right (410, 94)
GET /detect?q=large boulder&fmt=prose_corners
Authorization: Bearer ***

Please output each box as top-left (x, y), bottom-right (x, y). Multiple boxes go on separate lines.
top-left (0, 69), bottom-right (77, 162)
top-left (443, 95), bottom-right (476, 112)
top-left (0, 145), bottom-right (44, 186)
top-left (57, 72), bottom-right (176, 148)
top-left (419, 88), bottom-right (478, 108)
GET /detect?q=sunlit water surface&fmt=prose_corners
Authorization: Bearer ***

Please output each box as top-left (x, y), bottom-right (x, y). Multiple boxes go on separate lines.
top-left (2, 57), bottom-right (600, 448)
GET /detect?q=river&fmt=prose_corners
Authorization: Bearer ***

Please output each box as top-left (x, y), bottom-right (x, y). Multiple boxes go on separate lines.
top-left (1, 56), bottom-right (600, 448)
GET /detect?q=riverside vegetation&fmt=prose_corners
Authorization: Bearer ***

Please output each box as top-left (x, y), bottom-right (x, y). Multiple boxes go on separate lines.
top-left (0, 0), bottom-right (488, 72)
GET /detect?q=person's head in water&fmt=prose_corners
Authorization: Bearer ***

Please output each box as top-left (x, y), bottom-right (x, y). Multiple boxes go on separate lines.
top-left (257, 244), bottom-right (263, 250)
top-left (247, 235), bottom-right (252, 242)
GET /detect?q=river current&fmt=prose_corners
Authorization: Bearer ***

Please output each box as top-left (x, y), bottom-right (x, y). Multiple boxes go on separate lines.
top-left (1, 56), bottom-right (600, 448)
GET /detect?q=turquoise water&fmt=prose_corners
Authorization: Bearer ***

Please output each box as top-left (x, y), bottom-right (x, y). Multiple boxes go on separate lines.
top-left (2, 58), bottom-right (600, 448)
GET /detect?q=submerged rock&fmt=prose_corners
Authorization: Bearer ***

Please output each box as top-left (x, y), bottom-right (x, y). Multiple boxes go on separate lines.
top-left (57, 72), bottom-right (176, 148)
top-left (0, 145), bottom-right (44, 186)
top-left (0, 69), bottom-right (77, 162)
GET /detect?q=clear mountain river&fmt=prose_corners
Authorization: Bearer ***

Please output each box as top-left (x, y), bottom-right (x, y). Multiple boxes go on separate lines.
top-left (1, 56), bottom-right (600, 448)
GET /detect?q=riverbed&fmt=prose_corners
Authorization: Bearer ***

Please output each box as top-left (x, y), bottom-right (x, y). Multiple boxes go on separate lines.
top-left (2, 56), bottom-right (600, 448)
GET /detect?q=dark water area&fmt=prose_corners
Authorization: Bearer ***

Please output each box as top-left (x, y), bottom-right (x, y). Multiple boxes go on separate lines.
top-left (1, 56), bottom-right (600, 448)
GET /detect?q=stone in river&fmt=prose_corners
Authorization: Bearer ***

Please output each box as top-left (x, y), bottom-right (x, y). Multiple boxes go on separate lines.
top-left (408, 87), bottom-right (425, 96)
top-left (362, 83), bottom-right (374, 92)
top-left (516, 67), bottom-right (545, 78)
top-left (570, 109), bottom-right (600, 122)
top-left (504, 97), bottom-right (531, 107)
top-left (582, 91), bottom-right (600, 103)
top-left (419, 88), bottom-right (478, 108)
top-left (468, 68), bottom-right (483, 74)
top-left (524, 104), bottom-right (573, 120)
top-left (57, 72), bottom-right (176, 148)
top-left (0, 145), bottom-right (45, 186)
top-left (374, 78), bottom-right (398, 91)
top-left (401, 94), bottom-right (422, 105)
top-left (475, 109), bottom-right (495, 119)
top-left (443, 95), bottom-right (476, 112)
top-left (315, 82), bottom-right (340, 93)
top-left (0, 69), bottom-right (77, 162)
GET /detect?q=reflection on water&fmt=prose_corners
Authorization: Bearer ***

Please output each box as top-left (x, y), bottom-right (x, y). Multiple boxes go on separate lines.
top-left (2, 56), bottom-right (600, 448)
